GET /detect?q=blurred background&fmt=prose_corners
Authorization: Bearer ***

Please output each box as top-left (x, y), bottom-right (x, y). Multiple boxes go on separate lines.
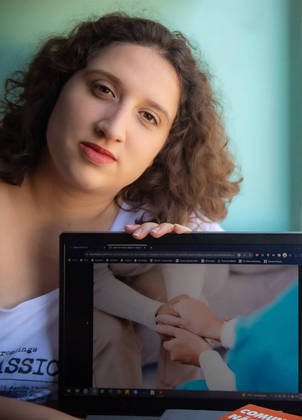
top-left (0, 0), bottom-right (301, 231)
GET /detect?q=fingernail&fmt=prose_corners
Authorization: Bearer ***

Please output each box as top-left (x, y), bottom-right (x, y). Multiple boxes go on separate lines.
top-left (133, 229), bottom-right (142, 237)
top-left (151, 226), bottom-right (160, 233)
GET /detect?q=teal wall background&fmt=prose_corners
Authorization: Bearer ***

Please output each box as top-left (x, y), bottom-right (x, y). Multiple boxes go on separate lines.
top-left (290, 0), bottom-right (302, 231)
top-left (0, 0), bottom-right (301, 231)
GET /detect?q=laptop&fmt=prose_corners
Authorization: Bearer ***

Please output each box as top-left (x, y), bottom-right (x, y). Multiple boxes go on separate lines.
top-left (59, 232), bottom-right (302, 419)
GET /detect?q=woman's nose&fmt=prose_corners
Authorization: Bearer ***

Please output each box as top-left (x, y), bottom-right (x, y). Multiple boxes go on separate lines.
top-left (94, 104), bottom-right (128, 143)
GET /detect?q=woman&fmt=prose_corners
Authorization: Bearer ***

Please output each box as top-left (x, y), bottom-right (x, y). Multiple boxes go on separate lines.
top-left (0, 12), bottom-right (240, 418)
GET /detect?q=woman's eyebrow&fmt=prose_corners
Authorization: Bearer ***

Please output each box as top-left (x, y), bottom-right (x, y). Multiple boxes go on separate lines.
top-left (83, 68), bottom-right (171, 123)
top-left (83, 69), bottom-right (122, 87)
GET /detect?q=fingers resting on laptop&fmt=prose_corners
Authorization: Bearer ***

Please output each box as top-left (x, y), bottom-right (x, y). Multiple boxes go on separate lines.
top-left (124, 222), bottom-right (191, 239)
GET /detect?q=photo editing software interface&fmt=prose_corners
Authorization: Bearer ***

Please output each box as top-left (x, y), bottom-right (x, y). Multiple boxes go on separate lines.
top-left (61, 236), bottom-right (302, 407)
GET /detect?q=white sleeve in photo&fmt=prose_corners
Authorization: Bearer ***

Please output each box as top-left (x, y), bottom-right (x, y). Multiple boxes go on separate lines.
top-left (93, 263), bottom-right (162, 330)
top-left (160, 264), bottom-right (206, 301)
top-left (199, 350), bottom-right (236, 391)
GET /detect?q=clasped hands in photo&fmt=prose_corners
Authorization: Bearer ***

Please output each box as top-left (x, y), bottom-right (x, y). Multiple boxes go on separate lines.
top-left (155, 295), bottom-right (225, 366)
top-left (126, 221), bottom-right (224, 367)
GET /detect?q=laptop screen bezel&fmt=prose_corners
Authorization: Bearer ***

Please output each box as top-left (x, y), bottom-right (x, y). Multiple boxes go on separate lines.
top-left (59, 232), bottom-right (302, 417)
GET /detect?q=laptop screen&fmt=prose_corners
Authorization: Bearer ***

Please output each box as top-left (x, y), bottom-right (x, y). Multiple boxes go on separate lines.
top-left (59, 232), bottom-right (302, 417)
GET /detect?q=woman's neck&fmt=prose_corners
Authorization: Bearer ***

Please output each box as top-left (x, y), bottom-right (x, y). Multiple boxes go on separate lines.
top-left (19, 165), bottom-right (120, 232)
top-left (0, 166), bottom-right (122, 306)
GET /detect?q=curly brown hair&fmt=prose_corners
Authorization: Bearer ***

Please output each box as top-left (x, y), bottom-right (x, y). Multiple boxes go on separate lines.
top-left (0, 12), bottom-right (241, 224)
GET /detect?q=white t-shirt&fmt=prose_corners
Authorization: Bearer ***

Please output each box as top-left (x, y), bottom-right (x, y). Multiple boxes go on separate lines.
top-left (0, 204), bottom-right (221, 403)
top-left (0, 289), bottom-right (59, 403)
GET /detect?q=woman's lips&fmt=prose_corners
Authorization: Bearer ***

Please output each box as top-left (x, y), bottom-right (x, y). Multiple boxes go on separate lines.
top-left (79, 142), bottom-right (117, 165)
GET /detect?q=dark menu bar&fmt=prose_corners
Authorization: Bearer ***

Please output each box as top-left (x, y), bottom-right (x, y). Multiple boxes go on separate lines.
top-left (66, 244), bottom-right (302, 265)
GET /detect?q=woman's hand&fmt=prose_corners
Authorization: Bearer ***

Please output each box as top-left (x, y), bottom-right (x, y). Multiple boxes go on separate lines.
top-left (155, 323), bottom-right (212, 366)
top-left (124, 223), bottom-right (191, 239)
top-left (156, 295), bottom-right (224, 341)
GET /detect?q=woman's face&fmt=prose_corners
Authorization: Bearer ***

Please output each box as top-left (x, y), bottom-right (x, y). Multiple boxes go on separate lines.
top-left (46, 42), bottom-right (180, 197)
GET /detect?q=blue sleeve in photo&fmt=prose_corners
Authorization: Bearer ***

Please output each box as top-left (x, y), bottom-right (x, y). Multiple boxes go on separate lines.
top-left (228, 280), bottom-right (299, 393)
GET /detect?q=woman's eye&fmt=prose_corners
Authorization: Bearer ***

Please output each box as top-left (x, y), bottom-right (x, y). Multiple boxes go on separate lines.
top-left (91, 82), bottom-right (115, 98)
top-left (141, 111), bottom-right (158, 125)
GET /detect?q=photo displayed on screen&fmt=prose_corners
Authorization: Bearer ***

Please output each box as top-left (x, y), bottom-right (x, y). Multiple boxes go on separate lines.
top-left (92, 263), bottom-right (298, 394)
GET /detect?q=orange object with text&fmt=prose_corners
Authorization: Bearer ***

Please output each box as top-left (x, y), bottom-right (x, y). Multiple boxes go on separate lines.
top-left (217, 404), bottom-right (302, 420)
